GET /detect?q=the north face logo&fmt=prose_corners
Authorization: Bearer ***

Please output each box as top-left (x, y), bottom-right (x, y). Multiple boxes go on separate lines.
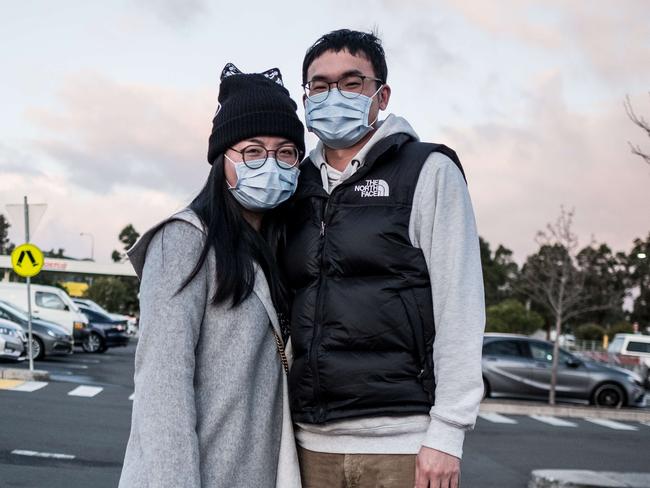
top-left (354, 179), bottom-right (390, 197)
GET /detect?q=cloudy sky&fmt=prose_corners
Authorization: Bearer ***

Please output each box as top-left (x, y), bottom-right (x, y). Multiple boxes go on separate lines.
top-left (2, 0), bottom-right (649, 264)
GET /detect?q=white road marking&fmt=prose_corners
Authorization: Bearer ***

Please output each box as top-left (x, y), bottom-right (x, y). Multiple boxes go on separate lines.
top-left (530, 415), bottom-right (577, 427)
top-left (129, 393), bottom-right (135, 401)
top-left (478, 412), bottom-right (518, 424)
top-left (12, 449), bottom-right (75, 460)
top-left (11, 381), bottom-right (48, 392)
top-left (584, 418), bottom-right (638, 431)
top-left (53, 363), bottom-right (89, 370)
top-left (67, 386), bottom-right (103, 397)
top-left (639, 421), bottom-right (650, 428)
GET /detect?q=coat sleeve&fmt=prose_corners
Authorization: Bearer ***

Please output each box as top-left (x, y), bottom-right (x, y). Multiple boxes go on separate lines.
top-left (125, 220), bottom-right (207, 486)
top-left (409, 151), bottom-right (486, 460)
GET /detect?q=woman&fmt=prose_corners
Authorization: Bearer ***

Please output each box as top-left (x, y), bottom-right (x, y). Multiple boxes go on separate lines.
top-left (118, 63), bottom-right (304, 488)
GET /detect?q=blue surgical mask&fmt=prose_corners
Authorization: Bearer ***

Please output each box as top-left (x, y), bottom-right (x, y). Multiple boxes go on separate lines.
top-left (225, 155), bottom-right (300, 212)
top-left (305, 86), bottom-right (382, 149)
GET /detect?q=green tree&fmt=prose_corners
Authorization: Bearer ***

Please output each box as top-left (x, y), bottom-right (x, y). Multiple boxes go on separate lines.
top-left (606, 321), bottom-right (634, 340)
top-left (575, 243), bottom-right (628, 326)
top-left (480, 237), bottom-right (519, 307)
top-left (112, 224), bottom-right (140, 263)
top-left (43, 248), bottom-right (72, 259)
top-left (0, 214), bottom-right (15, 254)
top-left (574, 323), bottom-right (606, 341)
top-left (84, 277), bottom-right (139, 315)
top-left (486, 299), bottom-right (544, 335)
top-left (628, 233), bottom-right (650, 327)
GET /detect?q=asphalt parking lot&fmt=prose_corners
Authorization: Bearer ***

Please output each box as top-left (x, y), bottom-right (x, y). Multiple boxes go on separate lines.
top-left (1, 343), bottom-right (649, 488)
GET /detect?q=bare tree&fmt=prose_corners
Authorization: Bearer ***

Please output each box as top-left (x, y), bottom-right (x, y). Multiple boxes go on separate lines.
top-left (518, 208), bottom-right (625, 405)
top-left (624, 94), bottom-right (650, 165)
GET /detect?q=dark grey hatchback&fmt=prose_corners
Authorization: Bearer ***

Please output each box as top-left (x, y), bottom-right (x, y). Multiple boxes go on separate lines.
top-left (482, 333), bottom-right (647, 408)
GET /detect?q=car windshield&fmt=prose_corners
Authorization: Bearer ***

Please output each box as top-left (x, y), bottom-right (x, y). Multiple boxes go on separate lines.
top-left (0, 301), bottom-right (29, 321)
top-left (81, 307), bottom-right (112, 322)
top-left (76, 299), bottom-right (107, 314)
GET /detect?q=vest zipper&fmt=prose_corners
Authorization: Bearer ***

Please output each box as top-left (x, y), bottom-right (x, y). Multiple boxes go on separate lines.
top-left (310, 199), bottom-right (329, 421)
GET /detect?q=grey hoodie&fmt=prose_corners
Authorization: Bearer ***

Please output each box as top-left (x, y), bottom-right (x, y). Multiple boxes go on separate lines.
top-left (294, 114), bottom-right (486, 459)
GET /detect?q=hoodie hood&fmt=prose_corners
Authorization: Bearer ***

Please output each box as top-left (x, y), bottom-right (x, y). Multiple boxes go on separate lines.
top-left (308, 114), bottom-right (419, 192)
top-left (126, 208), bottom-right (204, 280)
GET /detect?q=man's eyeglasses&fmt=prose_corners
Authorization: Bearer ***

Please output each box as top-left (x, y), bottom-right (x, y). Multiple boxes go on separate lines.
top-left (302, 74), bottom-right (383, 103)
top-left (227, 144), bottom-right (301, 169)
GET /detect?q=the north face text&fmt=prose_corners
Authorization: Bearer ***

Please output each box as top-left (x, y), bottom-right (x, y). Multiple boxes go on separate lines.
top-left (354, 179), bottom-right (390, 197)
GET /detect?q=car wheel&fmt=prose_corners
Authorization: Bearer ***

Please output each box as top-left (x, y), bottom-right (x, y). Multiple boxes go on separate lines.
top-left (29, 337), bottom-right (45, 361)
top-left (482, 377), bottom-right (490, 399)
top-left (592, 383), bottom-right (625, 408)
top-left (82, 333), bottom-right (104, 353)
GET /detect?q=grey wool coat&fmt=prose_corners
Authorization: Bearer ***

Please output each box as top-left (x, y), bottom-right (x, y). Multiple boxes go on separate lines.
top-left (118, 209), bottom-right (301, 488)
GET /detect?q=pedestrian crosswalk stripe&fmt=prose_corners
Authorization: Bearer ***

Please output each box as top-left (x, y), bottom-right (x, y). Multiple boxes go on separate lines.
top-left (530, 415), bottom-right (577, 427)
top-left (584, 418), bottom-right (638, 431)
top-left (12, 449), bottom-right (75, 460)
top-left (12, 381), bottom-right (48, 392)
top-left (67, 385), bottom-right (103, 397)
top-left (478, 413), bottom-right (518, 424)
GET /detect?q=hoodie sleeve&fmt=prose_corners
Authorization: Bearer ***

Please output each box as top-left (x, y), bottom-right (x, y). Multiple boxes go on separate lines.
top-left (121, 220), bottom-right (205, 487)
top-left (409, 151), bottom-right (486, 459)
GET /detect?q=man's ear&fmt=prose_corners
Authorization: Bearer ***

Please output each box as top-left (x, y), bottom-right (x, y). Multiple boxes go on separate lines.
top-left (379, 84), bottom-right (391, 110)
top-left (303, 93), bottom-right (307, 106)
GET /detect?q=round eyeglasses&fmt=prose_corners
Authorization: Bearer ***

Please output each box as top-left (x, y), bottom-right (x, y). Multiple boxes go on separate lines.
top-left (227, 144), bottom-right (301, 169)
top-left (302, 74), bottom-right (383, 103)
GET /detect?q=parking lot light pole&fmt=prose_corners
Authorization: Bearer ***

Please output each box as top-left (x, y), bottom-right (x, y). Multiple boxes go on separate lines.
top-left (80, 232), bottom-right (94, 261)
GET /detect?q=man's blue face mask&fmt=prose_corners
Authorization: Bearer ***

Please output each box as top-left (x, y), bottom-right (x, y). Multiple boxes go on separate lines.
top-left (305, 85), bottom-right (383, 149)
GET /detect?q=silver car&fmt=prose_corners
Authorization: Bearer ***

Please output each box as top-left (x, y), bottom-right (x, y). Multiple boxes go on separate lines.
top-left (0, 317), bottom-right (27, 361)
top-left (482, 333), bottom-right (646, 408)
top-left (0, 300), bottom-right (74, 360)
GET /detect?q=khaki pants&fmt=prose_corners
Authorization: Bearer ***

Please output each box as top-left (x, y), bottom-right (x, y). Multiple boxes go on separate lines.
top-left (298, 446), bottom-right (416, 488)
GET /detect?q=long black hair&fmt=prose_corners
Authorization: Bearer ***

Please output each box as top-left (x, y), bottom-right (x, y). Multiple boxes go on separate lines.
top-left (177, 154), bottom-right (288, 317)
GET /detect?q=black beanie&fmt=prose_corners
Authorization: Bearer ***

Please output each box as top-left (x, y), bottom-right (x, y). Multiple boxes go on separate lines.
top-left (207, 63), bottom-right (305, 165)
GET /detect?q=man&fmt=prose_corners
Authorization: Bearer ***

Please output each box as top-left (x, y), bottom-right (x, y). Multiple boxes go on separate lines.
top-left (281, 29), bottom-right (485, 488)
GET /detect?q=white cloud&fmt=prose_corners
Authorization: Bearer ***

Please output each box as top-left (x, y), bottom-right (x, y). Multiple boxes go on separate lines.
top-left (26, 73), bottom-right (214, 195)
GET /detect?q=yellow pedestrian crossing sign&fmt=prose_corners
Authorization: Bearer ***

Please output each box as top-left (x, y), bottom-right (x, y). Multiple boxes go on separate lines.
top-left (11, 243), bottom-right (44, 278)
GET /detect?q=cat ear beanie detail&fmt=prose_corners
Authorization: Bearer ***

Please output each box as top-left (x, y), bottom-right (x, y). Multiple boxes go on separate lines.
top-left (207, 68), bottom-right (305, 165)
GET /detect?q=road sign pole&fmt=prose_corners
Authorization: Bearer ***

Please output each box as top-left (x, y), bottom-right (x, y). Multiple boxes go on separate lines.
top-left (24, 196), bottom-right (34, 372)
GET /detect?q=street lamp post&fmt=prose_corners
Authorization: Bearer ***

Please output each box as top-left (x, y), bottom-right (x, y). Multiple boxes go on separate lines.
top-left (80, 232), bottom-right (94, 261)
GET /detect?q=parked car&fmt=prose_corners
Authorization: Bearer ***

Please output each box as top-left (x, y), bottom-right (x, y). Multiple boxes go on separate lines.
top-left (77, 305), bottom-right (130, 353)
top-left (607, 333), bottom-right (650, 388)
top-left (0, 317), bottom-right (27, 361)
top-left (0, 300), bottom-right (74, 360)
top-left (0, 282), bottom-right (88, 335)
top-left (482, 333), bottom-right (646, 408)
top-left (72, 298), bottom-right (138, 334)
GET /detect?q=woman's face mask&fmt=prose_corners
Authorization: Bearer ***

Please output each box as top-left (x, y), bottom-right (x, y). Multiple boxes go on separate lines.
top-left (225, 154), bottom-right (300, 212)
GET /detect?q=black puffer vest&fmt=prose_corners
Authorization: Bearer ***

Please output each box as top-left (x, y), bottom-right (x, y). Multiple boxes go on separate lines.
top-left (282, 133), bottom-right (465, 424)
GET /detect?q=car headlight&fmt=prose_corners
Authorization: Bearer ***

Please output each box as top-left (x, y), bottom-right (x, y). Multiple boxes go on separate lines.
top-left (0, 327), bottom-right (17, 336)
top-left (46, 329), bottom-right (56, 337)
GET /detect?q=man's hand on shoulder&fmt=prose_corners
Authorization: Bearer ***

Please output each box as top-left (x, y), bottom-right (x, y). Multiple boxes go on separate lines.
top-left (415, 446), bottom-right (460, 488)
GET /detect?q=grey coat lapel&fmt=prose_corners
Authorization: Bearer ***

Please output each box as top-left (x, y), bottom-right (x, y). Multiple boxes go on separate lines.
top-left (252, 265), bottom-right (283, 341)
